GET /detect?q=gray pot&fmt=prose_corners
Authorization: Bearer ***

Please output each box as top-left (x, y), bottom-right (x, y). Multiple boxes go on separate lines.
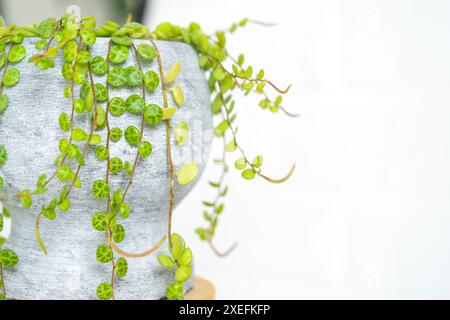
top-left (0, 38), bottom-right (213, 299)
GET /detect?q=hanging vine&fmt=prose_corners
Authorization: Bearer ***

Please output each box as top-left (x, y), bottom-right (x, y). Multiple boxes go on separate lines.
top-left (0, 14), bottom-right (295, 300)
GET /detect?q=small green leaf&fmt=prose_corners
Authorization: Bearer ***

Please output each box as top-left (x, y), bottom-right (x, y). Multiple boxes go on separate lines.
top-left (124, 126), bottom-right (140, 146)
top-left (8, 45), bottom-right (26, 63)
top-left (144, 70), bottom-right (160, 91)
top-left (162, 107), bottom-right (177, 120)
top-left (144, 104), bottom-right (163, 125)
top-left (96, 244), bottom-right (113, 263)
top-left (170, 85), bottom-right (184, 106)
top-left (0, 145), bottom-right (7, 165)
top-left (71, 128), bottom-right (88, 141)
top-left (241, 169), bottom-right (256, 180)
top-left (170, 233), bottom-right (185, 261)
top-left (165, 61), bottom-right (181, 84)
top-left (110, 157), bottom-right (123, 174)
top-left (137, 44), bottom-right (157, 60)
top-left (96, 282), bottom-right (113, 300)
top-left (175, 265), bottom-right (191, 282)
top-left (235, 157), bottom-right (246, 170)
top-left (0, 248), bottom-right (19, 267)
top-left (138, 141), bottom-right (153, 158)
top-left (92, 180), bottom-right (110, 199)
top-left (116, 257), bottom-right (128, 278)
top-left (180, 248), bottom-right (192, 266)
top-left (166, 282), bottom-right (184, 300)
top-left (157, 254), bottom-right (174, 269)
top-left (92, 212), bottom-right (107, 231)
top-left (226, 140), bottom-right (237, 152)
top-left (3, 68), bottom-right (20, 87)
top-left (112, 224), bottom-right (125, 243)
top-left (109, 44), bottom-right (129, 64)
top-left (252, 155), bottom-right (263, 168)
top-left (174, 121), bottom-right (189, 145)
top-left (176, 162), bottom-right (199, 186)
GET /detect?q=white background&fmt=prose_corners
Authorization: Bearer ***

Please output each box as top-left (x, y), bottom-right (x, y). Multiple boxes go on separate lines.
top-left (144, 0), bottom-right (450, 299)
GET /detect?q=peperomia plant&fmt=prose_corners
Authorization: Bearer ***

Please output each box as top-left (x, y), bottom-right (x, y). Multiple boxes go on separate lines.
top-left (0, 14), bottom-right (295, 300)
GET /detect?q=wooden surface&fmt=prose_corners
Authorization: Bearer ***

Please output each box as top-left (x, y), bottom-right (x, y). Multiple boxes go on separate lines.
top-left (186, 276), bottom-right (216, 300)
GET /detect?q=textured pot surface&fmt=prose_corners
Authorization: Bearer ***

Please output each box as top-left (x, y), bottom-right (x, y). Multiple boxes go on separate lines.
top-left (0, 38), bottom-right (213, 299)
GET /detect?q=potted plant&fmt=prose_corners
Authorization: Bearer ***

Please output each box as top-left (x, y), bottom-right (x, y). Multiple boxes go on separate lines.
top-left (0, 13), bottom-right (295, 300)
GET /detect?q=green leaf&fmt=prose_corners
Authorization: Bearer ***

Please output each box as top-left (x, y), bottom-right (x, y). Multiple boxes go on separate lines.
top-left (170, 85), bottom-right (184, 107)
top-left (59, 112), bottom-right (71, 132)
top-left (92, 212), bottom-right (107, 231)
top-left (112, 224), bottom-right (125, 243)
top-left (92, 180), bottom-right (110, 199)
top-left (175, 265), bottom-right (191, 282)
top-left (3, 68), bottom-right (20, 87)
top-left (0, 249), bottom-right (19, 267)
top-left (144, 104), bottom-right (163, 125)
top-left (144, 70), bottom-right (160, 91)
top-left (157, 254), bottom-right (175, 269)
top-left (138, 141), bottom-right (153, 158)
top-left (176, 162), bottom-right (199, 186)
top-left (71, 128), bottom-right (88, 141)
top-left (80, 29), bottom-right (96, 46)
top-left (241, 169), bottom-right (256, 180)
top-left (8, 45), bottom-right (26, 63)
top-left (212, 67), bottom-right (226, 81)
top-left (162, 107), bottom-right (177, 120)
top-left (89, 134), bottom-right (102, 145)
top-left (126, 94), bottom-right (145, 114)
top-left (174, 121), bottom-right (189, 145)
top-left (214, 120), bottom-right (229, 137)
top-left (124, 126), bottom-right (140, 146)
top-left (226, 140), bottom-right (237, 152)
top-left (108, 67), bottom-right (128, 87)
top-left (0, 145), bottom-right (7, 166)
top-left (126, 66), bottom-right (144, 86)
top-left (38, 18), bottom-right (55, 38)
top-left (166, 282), bottom-right (184, 300)
top-left (58, 198), bottom-right (71, 212)
top-left (110, 127), bottom-right (122, 142)
top-left (96, 146), bottom-right (109, 161)
top-left (170, 233), bottom-right (185, 261)
top-left (234, 157), bottom-right (246, 170)
top-left (165, 61), bottom-right (181, 83)
top-left (252, 155), bottom-right (264, 168)
top-left (110, 157), bottom-right (123, 174)
top-left (111, 34), bottom-right (132, 46)
top-left (91, 56), bottom-right (108, 75)
top-left (120, 203), bottom-right (130, 219)
top-left (109, 44), bottom-right (129, 64)
top-left (96, 282), bottom-right (113, 300)
top-left (137, 44), bottom-right (157, 60)
top-left (180, 248), bottom-right (192, 266)
top-left (0, 93), bottom-right (8, 113)
top-left (109, 97), bottom-right (126, 116)
top-left (115, 257), bottom-right (128, 278)
top-left (96, 244), bottom-right (113, 263)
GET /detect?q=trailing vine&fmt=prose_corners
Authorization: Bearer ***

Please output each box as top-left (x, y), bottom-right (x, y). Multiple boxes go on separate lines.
top-left (0, 14), bottom-right (295, 300)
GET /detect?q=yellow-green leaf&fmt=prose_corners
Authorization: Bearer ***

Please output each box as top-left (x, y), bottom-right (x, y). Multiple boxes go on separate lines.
top-left (170, 85), bottom-right (184, 106)
top-left (165, 61), bottom-right (181, 84)
top-left (176, 162), bottom-right (199, 186)
top-left (162, 107), bottom-right (177, 120)
top-left (174, 121), bottom-right (189, 145)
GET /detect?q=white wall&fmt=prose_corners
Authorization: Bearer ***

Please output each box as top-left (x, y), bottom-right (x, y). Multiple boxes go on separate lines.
top-left (145, 0), bottom-right (450, 299)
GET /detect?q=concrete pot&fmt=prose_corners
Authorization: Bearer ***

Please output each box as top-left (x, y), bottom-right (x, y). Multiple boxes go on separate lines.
top-left (0, 38), bottom-right (213, 299)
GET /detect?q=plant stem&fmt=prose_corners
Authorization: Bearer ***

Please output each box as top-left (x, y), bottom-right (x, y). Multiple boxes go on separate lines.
top-left (150, 38), bottom-right (175, 248)
top-left (0, 261), bottom-right (6, 298)
top-left (105, 42), bottom-right (166, 259)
